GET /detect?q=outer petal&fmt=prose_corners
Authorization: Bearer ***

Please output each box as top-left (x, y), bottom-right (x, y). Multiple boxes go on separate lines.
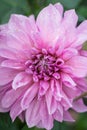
top-left (1, 60), bottom-right (25, 70)
top-left (54, 3), bottom-right (63, 16)
top-left (75, 78), bottom-right (87, 92)
top-left (71, 20), bottom-right (87, 48)
top-left (0, 68), bottom-right (18, 86)
top-left (5, 14), bottom-right (33, 50)
top-left (66, 56), bottom-right (87, 77)
top-left (73, 99), bottom-right (87, 112)
top-left (40, 99), bottom-right (53, 130)
top-left (61, 10), bottom-right (78, 47)
top-left (0, 48), bottom-right (29, 61)
top-left (10, 98), bottom-right (22, 121)
top-left (21, 83), bottom-right (38, 110)
top-left (1, 87), bottom-right (26, 108)
top-left (36, 4), bottom-right (62, 46)
top-left (63, 111), bottom-right (74, 122)
top-left (63, 9), bottom-right (78, 28)
top-left (26, 98), bottom-right (41, 127)
top-left (53, 103), bottom-right (63, 122)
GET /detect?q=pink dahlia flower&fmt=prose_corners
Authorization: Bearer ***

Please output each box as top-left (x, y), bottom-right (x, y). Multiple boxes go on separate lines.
top-left (0, 3), bottom-right (87, 130)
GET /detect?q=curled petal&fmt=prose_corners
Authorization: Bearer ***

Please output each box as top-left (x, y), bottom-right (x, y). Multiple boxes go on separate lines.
top-left (12, 72), bottom-right (32, 90)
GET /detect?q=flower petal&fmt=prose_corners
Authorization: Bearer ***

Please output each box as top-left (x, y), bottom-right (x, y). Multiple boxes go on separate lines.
top-left (66, 56), bottom-right (87, 77)
top-left (53, 103), bottom-right (63, 122)
top-left (71, 20), bottom-right (87, 48)
top-left (63, 111), bottom-right (74, 122)
top-left (10, 98), bottom-right (22, 121)
top-left (0, 68), bottom-right (18, 86)
top-left (2, 88), bottom-right (25, 108)
top-left (1, 60), bottom-right (24, 70)
top-left (12, 72), bottom-right (32, 90)
top-left (45, 89), bottom-right (57, 115)
top-left (40, 99), bottom-right (53, 130)
top-left (73, 99), bottom-right (87, 112)
top-left (63, 9), bottom-right (78, 28)
top-left (36, 4), bottom-right (61, 46)
top-left (21, 83), bottom-right (38, 110)
top-left (39, 81), bottom-right (49, 96)
top-left (26, 98), bottom-right (41, 127)
top-left (54, 3), bottom-right (63, 16)
top-left (61, 73), bottom-right (76, 88)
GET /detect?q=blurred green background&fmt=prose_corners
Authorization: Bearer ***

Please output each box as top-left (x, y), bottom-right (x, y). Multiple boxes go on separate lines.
top-left (0, 0), bottom-right (87, 130)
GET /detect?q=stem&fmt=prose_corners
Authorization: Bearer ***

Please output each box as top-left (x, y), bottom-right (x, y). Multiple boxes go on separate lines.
top-left (74, 91), bottom-right (87, 101)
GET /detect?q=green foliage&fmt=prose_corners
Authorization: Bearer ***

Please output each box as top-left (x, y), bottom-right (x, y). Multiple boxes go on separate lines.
top-left (46, 0), bottom-right (81, 8)
top-left (0, 113), bottom-right (24, 130)
top-left (0, 0), bottom-right (31, 23)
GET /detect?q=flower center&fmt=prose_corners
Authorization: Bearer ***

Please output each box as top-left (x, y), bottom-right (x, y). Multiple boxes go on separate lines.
top-left (25, 49), bottom-right (64, 82)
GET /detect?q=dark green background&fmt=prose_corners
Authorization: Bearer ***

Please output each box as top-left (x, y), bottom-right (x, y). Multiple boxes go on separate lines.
top-left (0, 0), bottom-right (87, 130)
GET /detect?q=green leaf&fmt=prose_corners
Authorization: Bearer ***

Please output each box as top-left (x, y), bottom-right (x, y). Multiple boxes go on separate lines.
top-left (0, 113), bottom-right (24, 130)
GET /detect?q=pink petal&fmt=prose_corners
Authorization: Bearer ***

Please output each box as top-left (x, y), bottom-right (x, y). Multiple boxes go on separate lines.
top-left (10, 98), bottom-right (22, 121)
top-left (39, 81), bottom-right (49, 96)
top-left (63, 85), bottom-right (78, 99)
top-left (62, 48), bottom-right (78, 60)
top-left (66, 56), bottom-right (87, 77)
top-left (12, 72), bottom-right (32, 90)
top-left (61, 73), bottom-right (76, 88)
top-left (7, 15), bottom-right (33, 50)
top-left (7, 32), bottom-right (31, 51)
top-left (36, 121), bottom-right (44, 129)
top-left (21, 83), bottom-right (38, 110)
top-left (71, 20), bottom-right (87, 48)
top-left (0, 48), bottom-right (18, 60)
top-left (63, 9), bottom-right (78, 28)
top-left (18, 112), bottom-right (25, 122)
top-left (0, 88), bottom-right (10, 112)
top-left (61, 10), bottom-right (78, 47)
top-left (73, 99), bottom-right (87, 112)
top-left (75, 78), bottom-right (87, 92)
top-left (40, 99), bottom-right (53, 130)
top-left (1, 60), bottom-right (25, 70)
top-left (63, 111), bottom-right (74, 122)
top-left (36, 4), bottom-right (61, 46)
top-left (0, 68), bottom-right (18, 86)
top-left (45, 89), bottom-right (57, 115)
top-left (0, 48), bottom-right (29, 61)
top-left (61, 91), bottom-right (72, 110)
top-left (53, 103), bottom-right (63, 122)
top-left (2, 88), bottom-right (24, 108)
top-left (54, 80), bottom-right (62, 101)
top-left (26, 98), bottom-right (41, 127)
top-left (54, 3), bottom-right (63, 15)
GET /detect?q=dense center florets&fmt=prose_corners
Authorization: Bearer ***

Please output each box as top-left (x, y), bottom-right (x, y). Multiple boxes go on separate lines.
top-left (25, 49), bottom-right (64, 82)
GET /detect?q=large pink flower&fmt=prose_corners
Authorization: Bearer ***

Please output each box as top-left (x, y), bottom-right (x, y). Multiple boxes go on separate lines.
top-left (0, 3), bottom-right (87, 130)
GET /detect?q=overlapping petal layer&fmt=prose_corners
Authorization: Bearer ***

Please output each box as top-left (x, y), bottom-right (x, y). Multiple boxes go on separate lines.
top-left (0, 3), bottom-right (87, 130)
